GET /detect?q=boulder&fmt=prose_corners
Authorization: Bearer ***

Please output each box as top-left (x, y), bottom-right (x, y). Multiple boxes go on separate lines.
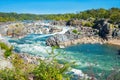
top-left (46, 34), bottom-right (69, 46)
top-left (46, 27), bottom-right (99, 47)
top-left (93, 19), bottom-right (112, 40)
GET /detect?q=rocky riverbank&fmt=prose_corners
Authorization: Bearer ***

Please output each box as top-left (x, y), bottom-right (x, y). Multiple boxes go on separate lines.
top-left (46, 34), bottom-right (108, 48)
top-left (0, 21), bottom-right (63, 38)
top-left (107, 39), bottom-right (120, 47)
top-left (58, 37), bottom-right (106, 48)
top-left (0, 35), bottom-right (93, 80)
top-left (46, 19), bottom-right (120, 48)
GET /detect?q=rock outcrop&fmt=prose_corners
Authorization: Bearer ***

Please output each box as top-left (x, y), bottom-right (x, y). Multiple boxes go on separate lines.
top-left (46, 19), bottom-right (120, 47)
top-left (0, 21), bottom-right (63, 38)
top-left (46, 27), bottom-right (100, 47)
top-left (93, 19), bottom-right (120, 40)
top-left (93, 19), bottom-right (112, 40)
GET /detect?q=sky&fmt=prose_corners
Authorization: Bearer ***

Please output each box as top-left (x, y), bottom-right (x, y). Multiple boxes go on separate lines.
top-left (0, 0), bottom-right (120, 14)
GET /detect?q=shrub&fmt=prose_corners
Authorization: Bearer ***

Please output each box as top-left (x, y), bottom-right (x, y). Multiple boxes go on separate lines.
top-left (4, 50), bottom-right (12, 58)
top-left (0, 68), bottom-right (15, 80)
top-left (33, 60), bottom-right (69, 80)
top-left (81, 21), bottom-right (85, 26)
top-left (0, 47), bottom-right (71, 80)
top-left (72, 29), bottom-right (78, 34)
top-left (0, 42), bottom-right (10, 50)
top-left (0, 53), bottom-right (35, 80)
top-left (81, 21), bottom-right (94, 27)
top-left (33, 48), bottom-right (71, 80)
top-left (84, 22), bottom-right (94, 27)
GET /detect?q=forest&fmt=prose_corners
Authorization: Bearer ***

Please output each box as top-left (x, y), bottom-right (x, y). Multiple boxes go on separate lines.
top-left (0, 8), bottom-right (120, 24)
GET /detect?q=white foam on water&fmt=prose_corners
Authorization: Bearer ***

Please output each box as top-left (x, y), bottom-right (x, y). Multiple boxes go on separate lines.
top-left (71, 68), bottom-right (84, 76)
top-left (12, 43), bottom-right (51, 57)
top-left (70, 68), bottom-right (91, 79)
top-left (33, 34), bottom-right (53, 39)
top-left (33, 26), bottom-right (70, 39)
top-left (58, 27), bottom-right (70, 34)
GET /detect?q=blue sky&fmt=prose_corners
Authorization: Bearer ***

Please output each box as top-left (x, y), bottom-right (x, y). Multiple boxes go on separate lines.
top-left (0, 0), bottom-right (120, 14)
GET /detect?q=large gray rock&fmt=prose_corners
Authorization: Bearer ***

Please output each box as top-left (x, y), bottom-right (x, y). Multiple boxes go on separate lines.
top-left (93, 19), bottom-right (112, 40)
top-left (46, 27), bottom-right (99, 47)
top-left (46, 34), bottom-right (69, 46)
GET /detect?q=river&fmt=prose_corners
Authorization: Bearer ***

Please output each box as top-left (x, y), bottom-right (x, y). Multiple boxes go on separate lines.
top-left (5, 31), bottom-right (120, 79)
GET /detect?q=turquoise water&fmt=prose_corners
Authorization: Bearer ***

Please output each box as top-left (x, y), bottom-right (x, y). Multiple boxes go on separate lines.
top-left (60, 44), bottom-right (120, 78)
top-left (7, 34), bottom-right (120, 78)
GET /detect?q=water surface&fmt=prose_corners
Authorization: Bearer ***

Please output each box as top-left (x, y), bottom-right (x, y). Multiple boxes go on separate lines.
top-left (6, 34), bottom-right (120, 78)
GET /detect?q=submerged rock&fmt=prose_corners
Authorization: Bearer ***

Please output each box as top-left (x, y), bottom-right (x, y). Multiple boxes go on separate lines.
top-left (46, 34), bottom-right (69, 46)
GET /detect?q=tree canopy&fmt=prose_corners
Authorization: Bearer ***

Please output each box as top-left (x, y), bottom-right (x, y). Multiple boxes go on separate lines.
top-left (0, 8), bottom-right (120, 23)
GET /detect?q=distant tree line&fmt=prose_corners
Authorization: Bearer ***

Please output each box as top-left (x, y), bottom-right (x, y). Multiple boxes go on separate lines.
top-left (0, 7), bottom-right (120, 23)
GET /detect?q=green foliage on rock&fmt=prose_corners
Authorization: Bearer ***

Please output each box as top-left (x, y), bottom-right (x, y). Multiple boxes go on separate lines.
top-left (0, 53), bottom-right (35, 80)
top-left (84, 22), bottom-right (94, 27)
top-left (0, 42), bottom-right (10, 50)
top-left (72, 29), bottom-right (78, 34)
top-left (0, 69), bottom-right (15, 80)
top-left (33, 60), bottom-right (70, 80)
top-left (81, 21), bottom-right (94, 27)
top-left (4, 49), bottom-right (12, 58)
top-left (32, 47), bottom-right (71, 80)
top-left (0, 47), bottom-right (71, 80)
top-left (72, 29), bottom-right (81, 35)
